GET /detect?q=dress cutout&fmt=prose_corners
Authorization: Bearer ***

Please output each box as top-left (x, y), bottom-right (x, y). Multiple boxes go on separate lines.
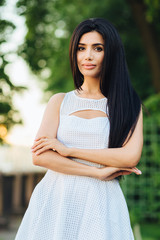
top-left (15, 90), bottom-right (134, 240)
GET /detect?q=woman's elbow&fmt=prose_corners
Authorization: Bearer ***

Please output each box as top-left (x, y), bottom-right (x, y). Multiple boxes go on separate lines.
top-left (128, 158), bottom-right (140, 168)
top-left (127, 151), bottom-right (142, 168)
top-left (32, 152), bottom-right (41, 166)
top-left (124, 141), bottom-right (143, 167)
top-left (32, 150), bottom-right (53, 168)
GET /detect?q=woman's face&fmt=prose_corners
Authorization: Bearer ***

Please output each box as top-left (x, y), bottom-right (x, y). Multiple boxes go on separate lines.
top-left (77, 31), bottom-right (104, 80)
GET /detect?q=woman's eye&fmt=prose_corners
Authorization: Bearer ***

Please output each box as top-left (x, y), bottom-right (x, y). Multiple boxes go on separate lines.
top-left (95, 47), bottom-right (103, 51)
top-left (77, 47), bottom-right (85, 51)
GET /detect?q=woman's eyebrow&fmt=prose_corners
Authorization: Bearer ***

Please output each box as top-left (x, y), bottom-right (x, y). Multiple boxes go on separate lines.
top-left (78, 43), bottom-right (104, 46)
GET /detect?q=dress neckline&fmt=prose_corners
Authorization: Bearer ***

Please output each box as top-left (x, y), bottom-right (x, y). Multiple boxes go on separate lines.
top-left (73, 90), bottom-right (107, 101)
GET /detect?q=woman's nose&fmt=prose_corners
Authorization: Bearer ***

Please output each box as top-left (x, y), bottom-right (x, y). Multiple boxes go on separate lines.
top-left (85, 49), bottom-right (93, 60)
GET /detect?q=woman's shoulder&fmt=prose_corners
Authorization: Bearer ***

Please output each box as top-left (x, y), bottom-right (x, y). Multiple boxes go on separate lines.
top-left (49, 90), bottom-right (74, 102)
top-left (44, 93), bottom-right (66, 114)
top-left (49, 92), bottom-right (66, 102)
top-left (48, 91), bottom-right (73, 109)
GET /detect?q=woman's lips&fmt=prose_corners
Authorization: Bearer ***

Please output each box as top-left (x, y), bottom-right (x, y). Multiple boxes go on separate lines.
top-left (82, 64), bottom-right (96, 69)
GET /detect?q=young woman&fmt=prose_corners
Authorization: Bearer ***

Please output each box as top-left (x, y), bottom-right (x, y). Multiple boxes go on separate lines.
top-left (15, 18), bottom-right (143, 240)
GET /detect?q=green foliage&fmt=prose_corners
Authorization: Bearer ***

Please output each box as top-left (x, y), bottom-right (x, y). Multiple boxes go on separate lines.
top-left (0, 0), bottom-right (6, 7)
top-left (121, 119), bottom-right (160, 224)
top-left (16, 0), bottom-right (155, 101)
top-left (143, 93), bottom-right (160, 124)
top-left (144, 0), bottom-right (160, 22)
top-left (140, 223), bottom-right (160, 239)
top-left (0, 20), bottom-right (16, 44)
top-left (0, 2), bottom-right (27, 143)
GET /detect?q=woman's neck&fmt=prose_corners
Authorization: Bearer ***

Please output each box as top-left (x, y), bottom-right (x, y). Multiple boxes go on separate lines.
top-left (80, 77), bottom-right (101, 94)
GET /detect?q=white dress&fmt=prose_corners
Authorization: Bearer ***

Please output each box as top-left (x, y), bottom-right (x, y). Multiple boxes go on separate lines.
top-left (15, 90), bottom-right (134, 240)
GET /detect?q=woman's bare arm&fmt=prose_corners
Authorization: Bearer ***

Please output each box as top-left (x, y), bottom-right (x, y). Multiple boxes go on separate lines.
top-left (32, 93), bottom-right (97, 177)
top-left (33, 105), bottom-right (143, 168)
top-left (32, 150), bottom-right (98, 178)
top-left (32, 93), bottom-right (140, 178)
top-left (68, 107), bottom-right (143, 168)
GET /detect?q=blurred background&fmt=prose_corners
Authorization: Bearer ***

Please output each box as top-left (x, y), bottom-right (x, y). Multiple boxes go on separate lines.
top-left (0, 0), bottom-right (160, 239)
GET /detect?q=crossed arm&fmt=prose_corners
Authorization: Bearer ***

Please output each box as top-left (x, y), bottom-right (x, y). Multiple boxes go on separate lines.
top-left (68, 107), bottom-right (143, 168)
top-left (32, 93), bottom-right (143, 180)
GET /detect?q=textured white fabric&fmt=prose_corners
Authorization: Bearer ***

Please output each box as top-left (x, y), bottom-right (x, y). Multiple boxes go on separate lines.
top-left (15, 90), bottom-right (134, 240)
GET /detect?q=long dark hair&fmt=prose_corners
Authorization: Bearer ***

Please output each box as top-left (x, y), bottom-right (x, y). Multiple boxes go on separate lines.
top-left (69, 18), bottom-right (141, 148)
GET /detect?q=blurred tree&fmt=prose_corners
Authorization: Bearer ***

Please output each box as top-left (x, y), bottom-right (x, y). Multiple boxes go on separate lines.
top-left (127, 0), bottom-right (160, 92)
top-left (0, 0), bottom-right (26, 144)
top-left (16, 0), bottom-right (160, 101)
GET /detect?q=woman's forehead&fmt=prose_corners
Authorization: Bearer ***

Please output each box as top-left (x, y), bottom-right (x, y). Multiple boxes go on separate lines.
top-left (79, 31), bottom-right (104, 45)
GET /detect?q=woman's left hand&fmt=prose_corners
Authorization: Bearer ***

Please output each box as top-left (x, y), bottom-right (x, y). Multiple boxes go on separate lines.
top-left (31, 136), bottom-right (70, 156)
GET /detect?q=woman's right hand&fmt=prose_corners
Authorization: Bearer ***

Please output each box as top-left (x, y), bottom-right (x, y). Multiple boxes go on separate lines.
top-left (96, 166), bottom-right (142, 181)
